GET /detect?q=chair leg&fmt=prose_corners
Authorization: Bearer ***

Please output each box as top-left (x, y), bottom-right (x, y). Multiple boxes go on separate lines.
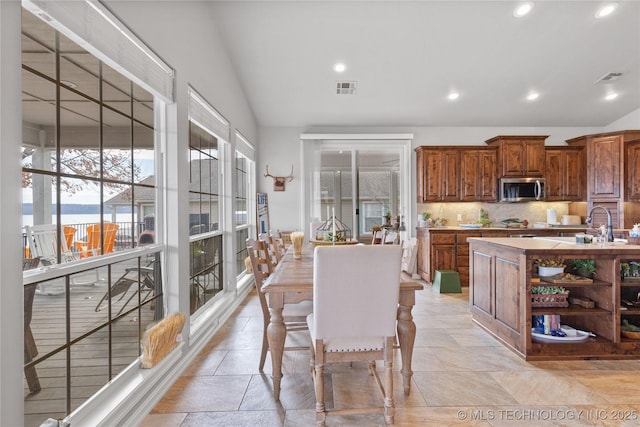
top-left (258, 324), bottom-right (269, 372)
top-left (313, 361), bottom-right (326, 427)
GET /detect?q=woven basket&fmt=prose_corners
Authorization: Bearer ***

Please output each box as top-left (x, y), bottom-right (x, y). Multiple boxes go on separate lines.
top-left (531, 292), bottom-right (569, 308)
top-left (627, 236), bottom-right (640, 245)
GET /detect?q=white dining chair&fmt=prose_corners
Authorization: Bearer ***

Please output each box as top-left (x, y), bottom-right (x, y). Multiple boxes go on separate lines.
top-left (308, 244), bottom-right (402, 426)
top-left (246, 238), bottom-right (312, 371)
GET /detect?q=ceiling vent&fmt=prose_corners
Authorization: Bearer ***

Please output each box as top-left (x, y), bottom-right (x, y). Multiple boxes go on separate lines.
top-left (596, 72), bottom-right (623, 83)
top-left (336, 81), bottom-right (357, 95)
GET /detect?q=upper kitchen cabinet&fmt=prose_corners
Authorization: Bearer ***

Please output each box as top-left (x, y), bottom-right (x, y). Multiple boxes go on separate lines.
top-left (460, 149), bottom-right (497, 201)
top-left (567, 130), bottom-right (640, 228)
top-left (415, 147), bottom-right (460, 202)
top-left (485, 135), bottom-right (548, 178)
top-left (627, 140), bottom-right (640, 201)
top-left (545, 146), bottom-right (585, 201)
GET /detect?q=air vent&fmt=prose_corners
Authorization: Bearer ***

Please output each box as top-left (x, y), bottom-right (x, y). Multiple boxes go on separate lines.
top-left (336, 81), bottom-right (357, 95)
top-left (596, 72), bottom-right (623, 83)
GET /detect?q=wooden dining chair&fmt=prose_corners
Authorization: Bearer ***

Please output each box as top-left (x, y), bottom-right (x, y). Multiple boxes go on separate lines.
top-left (246, 238), bottom-right (312, 371)
top-left (371, 225), bottom-right (384, 244)
top-left (308, 244), bottom-right (402, 426)
top-left (268, 232), bottom-right (286, 264)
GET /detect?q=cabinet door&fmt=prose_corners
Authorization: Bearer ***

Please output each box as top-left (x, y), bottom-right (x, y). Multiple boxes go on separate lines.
top-left (545, 149), bottom-right (563, 201)
top-left (590, 136), bottom-right (621, 199)
top-left (461, 150), bottom-right (497, 201)
top-left (432, 244), bottom-right (456, 279)
top-left (626, 142), bottom-right (640, 201)
top-left (416, 148), bottom-right (426, 203)
top-left (524, 140), bottom-right (545, 176)
top-left (478, 150), bottom-right (497, 200)
top-left (501, 140), bottom-right (525, 177)
top-left (442, 150), bottom-right (460, 201)
top-left (460, 150), bottom-right (480, 201)
top-left (424, 150), bottom-right (444, 201)
top-left (564, 148), bottom-right (584, 200)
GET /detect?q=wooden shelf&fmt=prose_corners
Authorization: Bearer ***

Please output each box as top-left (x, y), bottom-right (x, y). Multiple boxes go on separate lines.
top-left (532, 305), bottom-right (611, 316)
top-left (538, 278), bottom-right (611, 287)
top-left (621, 307), bottom-right (640, 315)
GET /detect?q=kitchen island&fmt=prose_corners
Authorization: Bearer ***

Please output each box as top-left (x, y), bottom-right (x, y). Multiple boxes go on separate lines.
top-left (468, 237), bottom-right (640, 360)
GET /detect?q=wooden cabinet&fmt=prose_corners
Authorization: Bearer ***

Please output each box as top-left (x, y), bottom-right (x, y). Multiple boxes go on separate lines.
top-left (460, 149), bottom-right (497, 201)
top-left (626, 140), bottom-right (640, 201)
top-left (415, 147), bottom-right (459, 202)
top-left (545, 146), bottom-right (585, 201)
top-left (567, 130), bottom-right (640, 228)
top-left (416, 146), bottom-right (497, 202)
top-left (469, 238), bottom-right (640, 360)
top-left (485, 135), bottom-right (547, 178)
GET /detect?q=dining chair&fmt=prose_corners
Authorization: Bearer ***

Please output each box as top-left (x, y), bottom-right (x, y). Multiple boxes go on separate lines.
top-left (371, 225), bottom-right (384, 244)
top-left (268, 231), bottom-right (285, 264)
top-left (246, 238), bottom-right (312, 371)
top-left (308, 244), bottom-right (402, 426)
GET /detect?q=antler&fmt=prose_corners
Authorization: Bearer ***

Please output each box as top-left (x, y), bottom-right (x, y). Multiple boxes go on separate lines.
top-left (264, 165), bottom-right (294, 182)
top-left (264, 164), bottom-right (275, 179)
top-left (284, 165), bottom-right (294, 182)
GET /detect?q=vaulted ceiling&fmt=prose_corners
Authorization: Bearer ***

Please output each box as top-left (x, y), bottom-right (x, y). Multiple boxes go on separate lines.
top-left (210, 1), bottom-right (640, 128)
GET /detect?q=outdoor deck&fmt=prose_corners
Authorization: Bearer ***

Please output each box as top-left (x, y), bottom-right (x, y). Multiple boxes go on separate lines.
top-left (24, 266), bottom-right (157, 427)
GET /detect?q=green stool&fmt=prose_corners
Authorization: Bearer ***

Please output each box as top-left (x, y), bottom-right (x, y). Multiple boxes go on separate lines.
top-left (432, 270), bottom-right (462, 293)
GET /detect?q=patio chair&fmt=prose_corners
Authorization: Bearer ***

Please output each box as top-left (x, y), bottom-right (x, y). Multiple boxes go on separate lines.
top-left (75, 223), bottom-right (119, 258)
top-left (308, 245), bottom-right (402, 426)
top-left (24, 224), bottom-right (95, 294)
top-left (94, 265), bottom-right (155, 316)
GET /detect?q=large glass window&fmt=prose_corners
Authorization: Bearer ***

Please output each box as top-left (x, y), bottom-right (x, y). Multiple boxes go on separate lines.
top-left (235, 151), bottom-right (252, 278)
top-left (189, 122), bottom-right (223, 313)
top-left (21, 8), bottom-right (162, 425)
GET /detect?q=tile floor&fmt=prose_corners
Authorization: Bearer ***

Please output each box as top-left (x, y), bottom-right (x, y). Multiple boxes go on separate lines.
top-left (140, 284), bottom-right (640, 426)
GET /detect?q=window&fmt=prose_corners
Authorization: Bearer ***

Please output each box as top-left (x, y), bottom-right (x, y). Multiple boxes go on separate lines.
top-left (235, 150), bottom-right (252, 278)
top-left (21, 7), bottom-right (164, 423)
top-left (189, 122), bottom-right (224, 313)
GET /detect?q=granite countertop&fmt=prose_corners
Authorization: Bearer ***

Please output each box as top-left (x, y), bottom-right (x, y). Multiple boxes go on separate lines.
top-left (417, 225), bottom-right (589, 231)
top-left (467, 236), bottom-right (640, 252)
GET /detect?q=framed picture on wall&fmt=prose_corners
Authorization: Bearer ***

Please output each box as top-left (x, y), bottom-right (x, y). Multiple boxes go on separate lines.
top-left (257, 192), bottom-right (270, 235)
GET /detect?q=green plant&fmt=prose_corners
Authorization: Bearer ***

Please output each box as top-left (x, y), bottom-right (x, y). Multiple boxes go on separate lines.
top-left (569, 259), bottom-right (596, 275)
top-left (532, 285), bottom-right (568, 295)
top-left (421, 212), bottom-right (431, 221)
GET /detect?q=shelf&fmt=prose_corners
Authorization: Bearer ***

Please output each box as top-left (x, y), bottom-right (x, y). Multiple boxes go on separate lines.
top-left (532, 305), bottom-right (610, 316)
top-left (538, 279), bottom-right (611, 287)
top-left (620, 307), bottom-right (640, 315)
top-left (621, 279), bottom-right (640, 287)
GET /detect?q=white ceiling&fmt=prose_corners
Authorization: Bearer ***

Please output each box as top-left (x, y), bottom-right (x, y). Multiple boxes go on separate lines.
top-left (210, 1), bottom-right (640, 128)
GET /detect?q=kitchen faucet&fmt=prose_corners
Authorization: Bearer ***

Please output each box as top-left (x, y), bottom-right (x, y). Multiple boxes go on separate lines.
top-left (585, 205), bottom-right (614, 242)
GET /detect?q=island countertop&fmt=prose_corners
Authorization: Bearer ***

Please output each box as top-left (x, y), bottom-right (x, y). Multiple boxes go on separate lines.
top-left (467, 236), bottom-right (640, 254)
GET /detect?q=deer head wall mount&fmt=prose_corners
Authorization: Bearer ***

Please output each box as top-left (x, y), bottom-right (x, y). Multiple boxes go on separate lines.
top-left (264, 164), bottom-right (294, 191)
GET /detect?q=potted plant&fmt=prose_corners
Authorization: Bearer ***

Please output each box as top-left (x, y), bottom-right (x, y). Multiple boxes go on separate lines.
top-left (569, 259), bottom-right (596, 278)
top-left (419, 212), bottom-right (433, 228)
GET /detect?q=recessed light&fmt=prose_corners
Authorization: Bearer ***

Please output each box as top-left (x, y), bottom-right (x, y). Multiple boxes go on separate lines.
top-left (595, 3), bottom-right (618, 18)
top-left (333, 63), bottom-right (346, 73)
top-left (513, 2), bottom-right (534, 18)
top-left (447, 91), bottom-right (460, 101)
top-left (526, 92), bottom-right (540, 101)
top-left (605, 92), bottom-right (619, 101)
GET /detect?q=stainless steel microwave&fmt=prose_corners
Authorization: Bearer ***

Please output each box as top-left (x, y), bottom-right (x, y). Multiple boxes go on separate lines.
top-left (499, 178), bottom-right (545, 202)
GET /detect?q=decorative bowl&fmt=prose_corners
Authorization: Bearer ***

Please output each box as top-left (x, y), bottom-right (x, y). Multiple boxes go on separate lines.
top-left (538, 266), bottom-right (565, 277)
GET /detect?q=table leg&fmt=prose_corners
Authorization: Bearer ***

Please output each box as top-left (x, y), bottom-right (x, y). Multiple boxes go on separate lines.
top-left (397, 299), bottom-right (416, 396)
top-left (266, 297), bottom-right (286, 401)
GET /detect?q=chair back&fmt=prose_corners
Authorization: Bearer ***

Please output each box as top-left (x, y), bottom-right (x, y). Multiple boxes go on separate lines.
top-left (401, 238), bottom-right (418, 275)
top-left (313, 245), bottom-right (401, 340)
top-left (383, 230), bottom-right (399, 245)
top-left (268, 232), bottom-right (285, 263)
top-left (371, 226), bottom-right (383, 244)
top-left (25, 224), bottom-right (76, 265)
top-left (81, 223), bottom-right (119, 257)
top-left (246, 238), bottom-right (275, 286)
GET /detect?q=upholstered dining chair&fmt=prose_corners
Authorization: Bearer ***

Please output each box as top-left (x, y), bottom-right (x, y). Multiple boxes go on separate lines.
top-left (308, 244), bottom-right (402, 426)
top-left (246, 238), bottom-right (312, 371)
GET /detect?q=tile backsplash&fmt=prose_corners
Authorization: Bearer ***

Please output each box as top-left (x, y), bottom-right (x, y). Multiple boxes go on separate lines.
top-left (418, 201), bottom-right (582, 226)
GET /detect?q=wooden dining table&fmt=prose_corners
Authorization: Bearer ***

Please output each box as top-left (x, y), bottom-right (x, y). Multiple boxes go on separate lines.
top-left (261, 244), bottom-right (424, 400)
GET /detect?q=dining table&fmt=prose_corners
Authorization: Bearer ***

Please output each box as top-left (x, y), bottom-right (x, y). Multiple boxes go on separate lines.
top-left (261, 243), bottom-right (424, 400)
